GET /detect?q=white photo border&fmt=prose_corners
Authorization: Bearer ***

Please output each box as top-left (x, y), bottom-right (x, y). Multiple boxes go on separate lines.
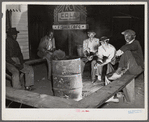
top-left (1, 1), bottom-right (148, 120)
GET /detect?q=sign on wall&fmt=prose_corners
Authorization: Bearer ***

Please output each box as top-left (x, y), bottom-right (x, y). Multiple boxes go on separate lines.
top-left (58, 12), bottom-right (80, 21)
top-left (53, 24), bottom-right (88, 30)
top-left (53, 5), bottom-right (88, 30)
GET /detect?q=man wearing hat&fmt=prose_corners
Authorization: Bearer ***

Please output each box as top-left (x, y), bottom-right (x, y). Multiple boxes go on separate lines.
top-left (82, 31), bottom-right (100, 82)
top-left (109, 29), bottom-right (144, 80)
top-left (6, 28), bottom-right (34, 90)
top-left (93, 36), bottom-right (116, 83)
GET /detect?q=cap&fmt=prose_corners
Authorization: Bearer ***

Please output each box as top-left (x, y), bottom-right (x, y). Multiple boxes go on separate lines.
top-left (100, 36), bottom-right (110, 42)
top-left (121, 29), bottom-right (136, 36)
top-left (6, 28), bottom-right (19, 35)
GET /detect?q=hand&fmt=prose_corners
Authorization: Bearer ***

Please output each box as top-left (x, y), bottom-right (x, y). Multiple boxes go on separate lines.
top-left (96, 60), bottom-right (103, 65)
top-left (87, 56), bottom-right (93, 61)
top-left (15, 64), bottom-right (24, 70)
top-left (116, 50), bottom-right (124, 56)
top-left (84, 50), bottom-right (90, 57)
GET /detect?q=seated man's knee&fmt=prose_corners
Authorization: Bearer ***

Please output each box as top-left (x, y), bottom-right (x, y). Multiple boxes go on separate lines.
top-left (12, 70), bottom-right (19, 76)
top-left (123, 50), bottom-right (132, 55)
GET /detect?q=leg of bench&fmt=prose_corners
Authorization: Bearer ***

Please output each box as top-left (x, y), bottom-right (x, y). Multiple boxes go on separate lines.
top-left (46, 59), bottom-right (51, 81)
top-left (123, 78), bottom-right (135, 103)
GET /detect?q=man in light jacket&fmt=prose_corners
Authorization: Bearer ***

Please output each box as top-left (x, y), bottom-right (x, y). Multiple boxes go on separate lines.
top-left (82, 31), bottom-right (100, 82)
top-left (93, 36), bottom-right (116, 83)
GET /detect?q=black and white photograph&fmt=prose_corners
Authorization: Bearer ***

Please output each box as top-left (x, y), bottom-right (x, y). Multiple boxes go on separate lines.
top-left (2, 1), bottom-right (148, 120)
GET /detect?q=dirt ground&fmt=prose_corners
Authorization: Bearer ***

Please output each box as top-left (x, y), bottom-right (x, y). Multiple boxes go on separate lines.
top-left (6, 62), bottom-right (144, 108)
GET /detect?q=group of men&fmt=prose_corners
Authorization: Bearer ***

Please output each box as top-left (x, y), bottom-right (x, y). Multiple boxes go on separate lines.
top-left (82, 29), bottom-right (144, 84)
top-left (6, 28), bottom-right (66, 90)
top-left (6, 27), bottom-right (144, 91)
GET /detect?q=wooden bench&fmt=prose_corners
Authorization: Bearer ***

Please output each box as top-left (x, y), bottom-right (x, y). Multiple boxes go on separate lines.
top-left (6, 71), bottom-right (143, 108)
top-left (24, 58), bottom-right (46, 65)
top-left (6, 59), bottom-right (47, 87)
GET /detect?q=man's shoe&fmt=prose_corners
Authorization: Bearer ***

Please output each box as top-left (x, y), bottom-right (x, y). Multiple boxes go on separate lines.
top-left (25, 86), bottom-right (33, 91)
top-left (92, 79), bottom-right (97, 84)
top-left (108, 72), bottom-right (122, 80)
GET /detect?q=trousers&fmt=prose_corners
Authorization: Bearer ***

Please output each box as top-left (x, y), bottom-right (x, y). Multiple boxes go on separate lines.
top-left (119, 50), bottom-right (143, 75)
top-left (81, 58), bottom-right (98, 81)
top-left (96, 63), bottom-right (114, 81)
top-left (6, 62), bottom-right (34, 89)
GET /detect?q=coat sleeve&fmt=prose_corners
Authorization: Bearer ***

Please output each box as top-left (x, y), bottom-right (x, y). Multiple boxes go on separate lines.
top-left (52, 38), bottom-right (56, 49)
top-left (120, 41), bottom-right (138, 52)
top-left (6, 40), bottom-right (16, 65)
top-left (16, 41), bottom-right (24, 64)
top-left (38, 37), bottom-right (47, 52)
top-left (96, 46), bottom-right (103, 61)
top-left (83, 40), bottom-right (88, 56)
top-left (105, 46), bottom-right (116, 64)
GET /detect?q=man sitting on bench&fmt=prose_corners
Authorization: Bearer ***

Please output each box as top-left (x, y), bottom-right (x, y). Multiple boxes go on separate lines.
top-left (109, 29), bottom-right (144, 80)
top-left (82, 31), bottom-right (100, 83)
top-left (37, 30), bottom-right (66, 81)
top-left (93, 36), bottom-right (116, 84)
top-left (6, 28), bottom-right (34, 90)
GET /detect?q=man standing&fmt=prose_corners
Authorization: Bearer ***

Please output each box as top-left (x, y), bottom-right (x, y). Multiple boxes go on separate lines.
top-left (109, 29), bottom-right (144, 80)
top-left (6, 28), bottom-right (34, 90)
top-left (94, 36), bottom-right (116, 83)
top-left (82, 31), bottom-right (100, 82)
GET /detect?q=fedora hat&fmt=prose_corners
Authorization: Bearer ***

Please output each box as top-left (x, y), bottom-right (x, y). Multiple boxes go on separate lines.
top-left (6, 28), bottom-right (19, 35)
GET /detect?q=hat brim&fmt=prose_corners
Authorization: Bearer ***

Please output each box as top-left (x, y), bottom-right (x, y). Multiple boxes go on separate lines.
top-left (100, 38), bottom-right (109, 42)
top-left (88, 32), bottom-right (96, 35)
top-left (6, 31), bottom-right (19, 34)
top-left (121, 30), bottom-right (135, 35)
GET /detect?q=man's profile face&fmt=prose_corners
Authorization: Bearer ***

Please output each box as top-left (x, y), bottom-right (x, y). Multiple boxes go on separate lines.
top-left (12, 34), bottom-right (17, 40)
top-left (124, 33), bottom-right (134, 43)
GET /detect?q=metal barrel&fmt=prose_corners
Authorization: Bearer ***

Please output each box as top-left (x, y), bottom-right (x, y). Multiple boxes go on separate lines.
top-left (52, 58), bottom-right (82, 101)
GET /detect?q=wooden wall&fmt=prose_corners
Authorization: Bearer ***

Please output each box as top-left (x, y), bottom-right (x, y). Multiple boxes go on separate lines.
top-left (11, 5), bottom-right (29, 59)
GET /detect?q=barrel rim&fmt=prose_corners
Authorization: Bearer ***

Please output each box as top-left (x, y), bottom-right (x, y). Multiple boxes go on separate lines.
top-left (52, 73), bottom-right (82, 77)
top-left (52, 58), bottom-right (81, 62)
top-left (53, 87), bottom-right (82, 91)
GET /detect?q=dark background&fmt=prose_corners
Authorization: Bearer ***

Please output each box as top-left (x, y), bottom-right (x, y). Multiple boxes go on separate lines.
top-left (28, 5), bottom-right (144, 59)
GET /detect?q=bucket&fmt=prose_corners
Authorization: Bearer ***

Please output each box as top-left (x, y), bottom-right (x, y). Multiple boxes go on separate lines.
top-left (52, 58), bottom-right (82, 101)
top-left (77, 45), bottom-right (84, 57)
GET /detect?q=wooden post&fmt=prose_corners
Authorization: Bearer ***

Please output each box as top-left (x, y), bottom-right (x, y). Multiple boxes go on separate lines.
top-left (123, 78), bottom-right (135, 103)
top-left (68, 31), bottom-right (72, 57)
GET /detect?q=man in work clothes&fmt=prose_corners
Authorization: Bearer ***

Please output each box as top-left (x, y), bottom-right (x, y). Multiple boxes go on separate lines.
top-left (6, 28), bottom-right (34, 90)
top-left (109, 29), bottom-right (144, 80)
top-left (82, 31), bottom-right (100, 82)
top-left (37, 31), bottom-right (65, 80)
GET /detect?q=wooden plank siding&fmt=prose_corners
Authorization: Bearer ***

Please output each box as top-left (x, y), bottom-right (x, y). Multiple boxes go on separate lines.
top-left (6, 73), bottom-right (136, 108)
top-left (11, 5), bottom-right (29, 59)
